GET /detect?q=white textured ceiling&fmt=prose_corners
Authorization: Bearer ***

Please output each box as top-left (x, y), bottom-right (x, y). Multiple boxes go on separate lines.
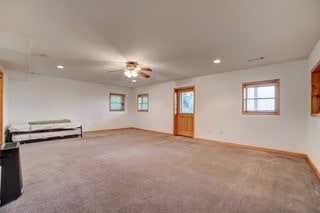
top-left (0, 0), bottom-right (320, 87)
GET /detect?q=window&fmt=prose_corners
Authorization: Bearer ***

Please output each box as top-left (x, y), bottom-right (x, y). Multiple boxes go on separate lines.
top-left (109, 93), bottom-right (125, 111)
top-left (242, 79), bottom-right (280, 115)
top-left (180, 91), bottom-right (194, 113)
top-left (137, 94), bottom-right (149, 112)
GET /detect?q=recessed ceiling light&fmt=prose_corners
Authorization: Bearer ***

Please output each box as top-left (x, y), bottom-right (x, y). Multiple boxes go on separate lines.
top-left (212, 59), bottom-right (221, 64)
top-left (57, 65), bottom-right (64, 69)
top-left (132, 79), bottom-right (137, 83)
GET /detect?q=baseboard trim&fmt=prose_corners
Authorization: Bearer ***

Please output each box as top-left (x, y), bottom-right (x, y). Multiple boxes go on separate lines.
top-left (84, 127), bottom-right (172, 136)
top-left (194, 137), bottom-right (307, 158)
top-left (306, 156), bottom-right (320, 179)
top-left (133, 128), bottom-right (173, 136)
top-left (131, 128), bottom-right (306, 158)
top-left (84, 127), bottom-right (134, 133)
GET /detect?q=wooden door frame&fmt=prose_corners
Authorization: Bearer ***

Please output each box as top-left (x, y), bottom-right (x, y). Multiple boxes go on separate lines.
top-left (173, 86), bottom-right (195, 138)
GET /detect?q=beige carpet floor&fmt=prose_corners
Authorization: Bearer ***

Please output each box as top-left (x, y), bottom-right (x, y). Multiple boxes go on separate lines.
top-left (1, 129), bottom-right (320, 213)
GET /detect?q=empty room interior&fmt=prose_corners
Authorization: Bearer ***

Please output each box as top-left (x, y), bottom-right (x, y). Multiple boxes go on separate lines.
top-left (0, 0), bottom-right (320, 212)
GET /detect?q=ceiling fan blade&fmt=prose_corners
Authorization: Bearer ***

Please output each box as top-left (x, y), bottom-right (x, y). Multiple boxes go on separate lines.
top-left (141, 67), bottom-right (152, 72)
top-left (107, 70), bottom-right (122, 74)
top-left (138, 71), bottom-right (150, 78)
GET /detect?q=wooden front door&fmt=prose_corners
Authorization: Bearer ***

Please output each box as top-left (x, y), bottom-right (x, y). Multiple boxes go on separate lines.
top-left (174, 87), bottom-right (195, 138)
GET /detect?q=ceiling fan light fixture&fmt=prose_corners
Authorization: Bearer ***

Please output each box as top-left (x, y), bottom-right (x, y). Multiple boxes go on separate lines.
top-left (115, 61), bottom-right (151, 79)
top-left (212, 59), bottom-right (221, 64)
top-left (125, 70), bottom-right (138, 78)
top-left (131, 71), bottom-right (138, 77)
top-left (125, 70), bottom-right (132, 78)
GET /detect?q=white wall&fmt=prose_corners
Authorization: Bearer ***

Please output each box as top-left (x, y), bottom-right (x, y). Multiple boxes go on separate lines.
top-left (5, 59), bottom-right (310, 155)
top-left (2, 70), bottom-right (9, 143)
top-left (307, 38), bottom-right (320, 172)
top-left (7, 72), bottom-right (134, 131)
top-left (3, 72), bottom-right (9, 130)
top-left (133, 60), bottom-right (308, 153)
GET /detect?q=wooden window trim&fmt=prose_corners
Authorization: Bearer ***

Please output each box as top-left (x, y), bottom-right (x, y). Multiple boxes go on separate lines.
top-left (311, 60), bottom-right (320, 116)
top-left (242, 79), bottom-right (280, 115)
top-left (137, 94), bottom-right (149, 112)
top-left (109, 93), bottom-right (125, 112)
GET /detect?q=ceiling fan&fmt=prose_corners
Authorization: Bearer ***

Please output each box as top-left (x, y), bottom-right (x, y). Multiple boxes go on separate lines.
top-left (107, 61), bottom-right (152, 78)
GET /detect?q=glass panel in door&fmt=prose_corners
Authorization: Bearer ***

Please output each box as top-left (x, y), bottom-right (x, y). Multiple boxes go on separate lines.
top-left (179, 91), bottom-right (194, 113)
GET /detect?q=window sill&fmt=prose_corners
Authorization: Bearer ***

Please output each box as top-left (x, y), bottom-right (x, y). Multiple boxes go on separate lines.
top-left (242, 111), bottom-right (279, 115)
top-left (310, 113), bottom-right (320, 117)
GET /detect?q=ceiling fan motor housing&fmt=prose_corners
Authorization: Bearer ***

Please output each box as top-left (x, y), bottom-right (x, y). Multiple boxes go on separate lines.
top-left (126, 61), bottom-right (138, 70)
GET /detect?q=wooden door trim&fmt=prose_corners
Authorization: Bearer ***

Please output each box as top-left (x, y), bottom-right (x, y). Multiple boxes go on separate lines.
top-left (173, 86), bottom-right (195, 138)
